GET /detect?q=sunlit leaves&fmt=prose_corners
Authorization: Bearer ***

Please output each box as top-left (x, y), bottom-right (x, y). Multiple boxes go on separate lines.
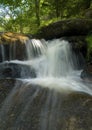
top-left (0, 0), bottom-right (92, 33)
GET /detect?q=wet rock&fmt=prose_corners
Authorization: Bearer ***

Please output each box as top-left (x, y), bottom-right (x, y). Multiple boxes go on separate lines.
top-left (0, 83), bottom-right (92, 130)
top-left (0, 41), bottom-right (28, 61)
top-left (64, 36), bottom-right (87, 57)
top-left (0, 62), bottom-right (36, 79)
top-left (81, 62), bottom-right (92, 82)
top-left (63, 36), bottom-right (87, 68)
top-left (0, 32), bottom-right (29, 61)
top-left (0, 78), bottom-right (17, 105)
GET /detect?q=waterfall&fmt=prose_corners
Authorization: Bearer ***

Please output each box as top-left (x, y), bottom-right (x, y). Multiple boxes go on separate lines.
top-left (0, 38), bottom-right (92, 130)
top-left (5, 38), bottom-right (91, 95)
top-left (0, 38), bottom-right (91, 94)
top-left (9, 42), bottom-right (16, 60)
top-left (0, 39), bottom-right (46, 62)
top-left (25, 39), bottom-right (46, 60)
top-left (33, 39), bottom-right (75, 77)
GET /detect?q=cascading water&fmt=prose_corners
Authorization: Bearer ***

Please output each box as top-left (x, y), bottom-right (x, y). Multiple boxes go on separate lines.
top-left (33, 39), bottom-right (74, 77)
top-left (9, 42), bottom-right (16, 60)
top-left (25, 39), bottom-right (47, 60)
top-left (0, 39), bottom-right (46, 62)
top-left (23, 39), bottom-right (92, 95)
top-left (0, 38), bottom-right (92, 130)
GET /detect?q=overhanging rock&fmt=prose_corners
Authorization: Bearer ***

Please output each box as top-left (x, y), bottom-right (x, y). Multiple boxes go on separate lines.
top-left (36, 19), bottom-right (92, 40)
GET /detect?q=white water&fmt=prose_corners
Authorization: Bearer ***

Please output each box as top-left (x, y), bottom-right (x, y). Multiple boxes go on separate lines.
top-left (33, 39), bottom-right (74, 77)
top-left (25, 39), bottom-right (46, 59)
top-left (0, 38), bottom-right (92, 130)
top-left (17, 39), bottom-right (92, 95)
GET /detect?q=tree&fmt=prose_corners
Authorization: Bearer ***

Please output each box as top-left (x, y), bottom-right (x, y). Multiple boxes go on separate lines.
top-left (0, 0), bottom-right (92, 33)
top-left (35, 0), bottom-right (40, 26)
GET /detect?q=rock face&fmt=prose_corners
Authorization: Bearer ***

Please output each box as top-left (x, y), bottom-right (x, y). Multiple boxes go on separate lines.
top-left (0, 32), bottom-right (29, 61)
top-left (63, 36), bottom-right (87, 66)
top-left (0, 32), bottom-right (29, 44)
top-left (81, 62), bottom-right (92, 82)
top-left (0, 82), bottom-right (92, 130)
top-left (36, 19), bottom-right (92, 40)
top-left (0, 62), bottom-right (36, 79)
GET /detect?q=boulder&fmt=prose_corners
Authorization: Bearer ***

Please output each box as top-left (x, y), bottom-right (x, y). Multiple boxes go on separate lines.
top-left (36, 18), bottom-right (92, 40)
top-left (0, 62), bottom-right (36, 79)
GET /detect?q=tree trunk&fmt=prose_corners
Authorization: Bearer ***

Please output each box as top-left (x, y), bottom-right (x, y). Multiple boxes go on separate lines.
top-left (35, 0), bottom-right (40, 26)
top-left (55, 0), bottom-right (60, 18)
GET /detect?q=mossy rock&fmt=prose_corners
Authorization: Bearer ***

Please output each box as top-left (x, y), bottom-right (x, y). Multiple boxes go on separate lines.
top-left (36, 18), bottom-right (92, 40)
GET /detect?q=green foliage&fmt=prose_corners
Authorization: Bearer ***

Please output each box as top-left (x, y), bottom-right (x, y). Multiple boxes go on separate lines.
top-left (86, 34), bottom-right (92, 61)
top-left (0, 0), bottom-right (92, 33)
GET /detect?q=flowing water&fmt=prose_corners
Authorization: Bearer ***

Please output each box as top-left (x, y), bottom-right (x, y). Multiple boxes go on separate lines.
top-left (0, 38), bottom-right (92, 130)
top-left (10, 38), bottom-right (91, 94)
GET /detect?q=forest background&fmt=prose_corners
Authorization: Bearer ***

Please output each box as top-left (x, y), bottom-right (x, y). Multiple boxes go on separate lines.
top-left (0, 0), bottom-right (92, 34)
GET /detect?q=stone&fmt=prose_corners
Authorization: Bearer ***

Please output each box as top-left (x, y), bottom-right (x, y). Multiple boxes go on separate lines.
top-left (0, 83), bottom-right (92, 130)
top-left (0, 62), bottom-right (36, 79)
top-left (35, 19), bottom-right (92, 40)
top-left (0, 32), bottom-right (29, 61)
top-left (0, 78), bottom-right (17, 105)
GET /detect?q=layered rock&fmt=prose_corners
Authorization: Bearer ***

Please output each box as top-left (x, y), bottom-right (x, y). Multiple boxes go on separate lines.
top-left (0, 32), bottom-right (29, 61)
